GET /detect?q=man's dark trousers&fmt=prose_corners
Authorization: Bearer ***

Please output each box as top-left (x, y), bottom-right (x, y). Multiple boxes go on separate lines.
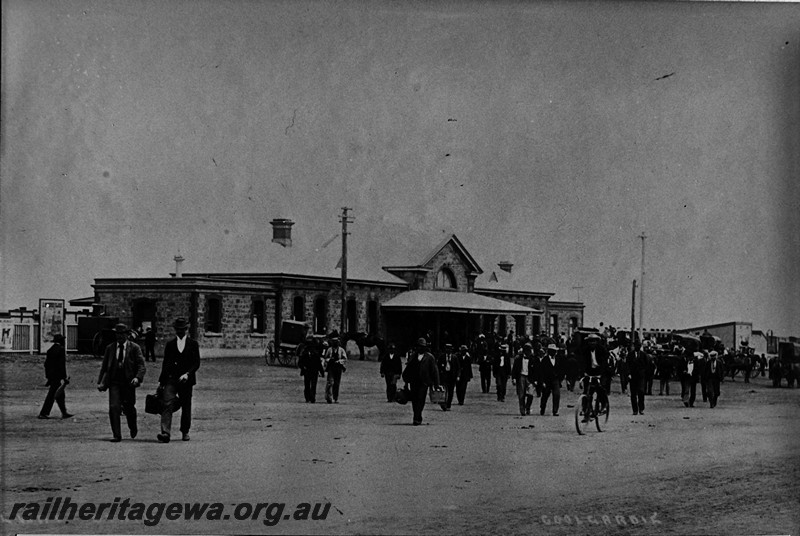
top-left (410, 383), bottom-right (428, 423)
top-left (540, 379), bottom-right (560, 415)
top-left (630, 390), bottom-right (645, 414)
top-left (40, 384), bottom-right (67, 417)
top-left (108, 382), bottom-right (138, 439)
top-left (305, 373), bottom-right (319, 403)
top-left (161, 382), bottom-right (192, 435)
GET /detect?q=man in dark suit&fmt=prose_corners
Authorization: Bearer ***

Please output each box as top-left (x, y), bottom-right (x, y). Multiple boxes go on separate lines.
top-left (454, 344), bottom-right (473, 406)
top-left (299, 337), bottom-right (325, 403)
top-left (38, 334), bottom-right (73, 419)
top-left (97, 323), bottom-right (146, 442)
top-left (511, 342), bottom-right (536, 416)
top-left (144, 327), bottom-right (156, 362)
top-left (402, 337), bottom-right (440, 425)
top-left (379, 343), bottom-right (403, 403)
top-left (157, 318), bottom-right (200, 443)
top-left (702, 351), bottom-right (725, 408)
top-left (539, 344), bottom-right (564, 416)
top-left (436, 344), bottom-right (460, 410)
top-left (476, 335), bottom-right (492, 393)
top-left (493, 344), bottom-right (511, 402)
top-left (627, 342), bottom-right (648, 415)
top-left (680, 351), bottom-right (702, 408)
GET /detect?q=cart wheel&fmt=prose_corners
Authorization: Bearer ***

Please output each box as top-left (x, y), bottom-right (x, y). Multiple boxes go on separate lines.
top-left (265, 341), bottom-right (276, 366)
top-left (278, 348), bottom-right (293, 367)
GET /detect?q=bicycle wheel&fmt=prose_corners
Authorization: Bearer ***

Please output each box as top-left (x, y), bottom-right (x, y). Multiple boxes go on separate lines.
top-left (575, 394), bottom-right (591, 435)
top-left (594, 393), bottom-right (609, 432)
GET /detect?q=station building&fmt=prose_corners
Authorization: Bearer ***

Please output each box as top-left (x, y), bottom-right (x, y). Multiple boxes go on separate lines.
top-left (89, 220), bottom-right (584, 358)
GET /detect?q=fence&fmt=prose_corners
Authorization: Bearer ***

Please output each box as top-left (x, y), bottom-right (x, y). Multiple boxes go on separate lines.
top-left (3, 323), bottom-right (78, 353)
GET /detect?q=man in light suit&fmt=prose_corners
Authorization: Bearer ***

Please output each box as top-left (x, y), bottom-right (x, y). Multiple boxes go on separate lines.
top-left (97, 323), bottom-right (146, 442)
top-left (157, 317), bottom-right (200, 443)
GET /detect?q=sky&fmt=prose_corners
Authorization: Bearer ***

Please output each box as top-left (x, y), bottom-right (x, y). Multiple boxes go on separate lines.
top-left (2, 0), bottom-right (799, 335)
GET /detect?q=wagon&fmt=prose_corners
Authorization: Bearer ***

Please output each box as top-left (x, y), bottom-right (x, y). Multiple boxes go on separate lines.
top-left (265, 320), bottom-right (311, 367)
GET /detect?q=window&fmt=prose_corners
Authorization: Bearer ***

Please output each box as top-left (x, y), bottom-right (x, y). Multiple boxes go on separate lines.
top-left (346, 299), bottom-right (358, 333)
top-left (570, 317), bottom-right (578, 336)
top-left (251, 298), bottom-right (265, 333)
top-left (205, 296), bottom-right (222, 333)
top-left (533, 315), bottom-right (541, 336)
top-left (435, 267), bottom-right (457, 289)
top-left (314, 296), bottom-right (327, 335)
top-left (550, 314), bottom-right (558, 338)
top-left (367, 300), bottom-right (378, 335)
top-left (515, 315), bottom-right (526, 338)
top-left (293, 296), bottom-right (305, 321)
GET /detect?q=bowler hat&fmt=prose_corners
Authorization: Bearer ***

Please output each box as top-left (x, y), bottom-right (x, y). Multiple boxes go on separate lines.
top-left (459, 345), bottom-right (468, 351)
top-left (444, 343), bottom-right (453, 348)
top-left (523, 342), bottom-right (532, 349)
top-left (52, 333), bottom-right (65, 343)
top-left (586, 333), bottom-right (600, 341)
top-left (547, 344), bottom-right (558, 351)
top-left (173, 318), bottom-right (190, 329)
top-left (417, 337), bottom-right (427, 347)
top-left (112, 323), bottom-right (129, 334)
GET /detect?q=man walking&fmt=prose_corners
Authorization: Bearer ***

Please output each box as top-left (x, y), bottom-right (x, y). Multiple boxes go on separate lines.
top-left (493, 343), bottom-right (511, 402)
top-left (436, 344), bottom-right (460, 410)
top-left (454, 344), bottom-right (473, 405)
top-left (539, 344), bottom-right (564, 416)
top-left (299, 337), bottom-right (325, 403)
top-left (157, 318), bottom-right (200, 443)
top-left (379, 343), bottom-right (403, 403)
top-left (476, 335), bottom-right (492, 393)
top-left (97, 324), bottom-right (146, 442)
top-left (38, 334), bottom-right (73, 419)
top-left (324, 338), bottom-right (347, 403)
top-left (511, 342), bottom-right (536, 416)
top-left (402, 337), bottom-right (440, 425)
top-left (144, 327), bottom-right (156, 362)
top-left (703, 351), bottom-right (725, 408)
top-left (627, 342), bottom-right (648, 415)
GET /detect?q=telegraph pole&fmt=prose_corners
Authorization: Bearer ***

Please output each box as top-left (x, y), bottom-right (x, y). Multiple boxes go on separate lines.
top-left (631, 279), bottom-right (637, 348)
top-left (638, 232), bottom-right (646, 345)
top-left (339, 207), bottom-right (354, 334)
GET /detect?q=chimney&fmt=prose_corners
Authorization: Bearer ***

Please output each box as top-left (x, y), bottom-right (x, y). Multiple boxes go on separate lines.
top-left (270, 218), bottom-right (295, 247)
top-left (498, 261), bottom-right (513, 273)
top-left (174, 254), bottom-right (185, 277)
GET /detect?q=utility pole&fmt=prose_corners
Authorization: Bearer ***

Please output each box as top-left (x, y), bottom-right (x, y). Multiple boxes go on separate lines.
top-left (631, 279), bottom-right (637, 348)
top-left (638, 232), bottom-right (646, 345)
top-left (339, 207), bottom-right (354, 334)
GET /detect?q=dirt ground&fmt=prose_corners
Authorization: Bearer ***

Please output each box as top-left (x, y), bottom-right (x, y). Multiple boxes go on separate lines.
top-left (1, 351), bottom-right (798, 535)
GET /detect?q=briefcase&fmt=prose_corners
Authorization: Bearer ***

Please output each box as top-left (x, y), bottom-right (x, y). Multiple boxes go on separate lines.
top-left (145, 393), bottom-right (162, 415)
top-left (429, 388), bottom-right (446, 406)
top-left (395, 385), bottom-right (410, 405)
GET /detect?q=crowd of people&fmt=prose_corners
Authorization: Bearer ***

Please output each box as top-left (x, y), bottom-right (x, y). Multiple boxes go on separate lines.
top-left (37, 321), bottom-right (760, 436)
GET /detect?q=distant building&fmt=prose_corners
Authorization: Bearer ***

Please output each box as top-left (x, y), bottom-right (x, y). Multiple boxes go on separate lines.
top-left (674, 321), bottom-right (753, 352)
top-left (88, 220), bottom-right (584, 358)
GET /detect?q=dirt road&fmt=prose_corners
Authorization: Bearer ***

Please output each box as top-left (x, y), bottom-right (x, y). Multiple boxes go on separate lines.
top-left (2, 353), bottom-right (798, 535)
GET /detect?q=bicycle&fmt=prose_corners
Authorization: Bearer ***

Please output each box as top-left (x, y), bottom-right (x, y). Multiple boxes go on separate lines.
top-left (575, 374), bottom-right (610, 435)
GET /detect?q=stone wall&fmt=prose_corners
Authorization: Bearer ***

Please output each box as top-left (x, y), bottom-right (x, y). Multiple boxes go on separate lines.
top-left (422, 242), bottom-right (474, 292)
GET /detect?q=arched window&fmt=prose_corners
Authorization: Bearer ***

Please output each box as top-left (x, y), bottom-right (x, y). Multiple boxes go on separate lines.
top-left (205, 296), bottom-right (222, 333)
top-left (251, 297), bottom-right (265, 333)
top-left (367, 300), bottom-right (378, 335)
top-left (314, 297), bottom-right (327, 335)
top-left (435, 267), bottom-right (457, 289)
top-left (346, 299), bottom-right (358, 333)
top-left (293, 296), bottom-right (305, 321)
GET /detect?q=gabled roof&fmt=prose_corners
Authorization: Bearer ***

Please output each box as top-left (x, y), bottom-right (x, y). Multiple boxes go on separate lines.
top-left (474, 263), bottom-right (554, 297)
top-left (382, 234), bottom-right (483, 275)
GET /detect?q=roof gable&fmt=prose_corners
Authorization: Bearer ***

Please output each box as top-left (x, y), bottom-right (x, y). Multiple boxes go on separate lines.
top-left (418, 234), bottom-right (482, 274)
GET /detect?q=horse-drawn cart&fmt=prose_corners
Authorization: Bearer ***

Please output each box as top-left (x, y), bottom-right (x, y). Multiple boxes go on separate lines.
top-left (265, 320), bottom-right (310, 367)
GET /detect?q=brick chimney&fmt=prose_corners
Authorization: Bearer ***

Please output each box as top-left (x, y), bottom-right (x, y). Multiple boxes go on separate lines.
top-left (270, 218), bottom-right (295, 247)
top-left (498, 261), bottom-right (513, 273)
top-left (173, 254), bottom-right (185, 277)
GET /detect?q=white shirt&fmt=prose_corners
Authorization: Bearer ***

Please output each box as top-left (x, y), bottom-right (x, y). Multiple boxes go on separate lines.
top-left (590, 349), bottom-right (598, 368)
top-left (177, 335), bottom-right (187, 353)
top-left (520, 357), bottom-right (529, 375)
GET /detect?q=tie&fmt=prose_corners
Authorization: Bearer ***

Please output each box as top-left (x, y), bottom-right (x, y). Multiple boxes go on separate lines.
top-left (118, 344), bottom-right (125, 365)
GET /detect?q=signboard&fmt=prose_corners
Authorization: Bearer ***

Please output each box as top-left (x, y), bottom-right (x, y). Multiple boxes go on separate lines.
top-left (39, 299), bottom-right (65, 353)
top-left (0, 319), bottom-right (14, 350)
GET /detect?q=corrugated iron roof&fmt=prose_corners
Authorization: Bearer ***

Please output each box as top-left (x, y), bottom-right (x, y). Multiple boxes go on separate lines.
top-left (381, 290), bottom-right (542, 314)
